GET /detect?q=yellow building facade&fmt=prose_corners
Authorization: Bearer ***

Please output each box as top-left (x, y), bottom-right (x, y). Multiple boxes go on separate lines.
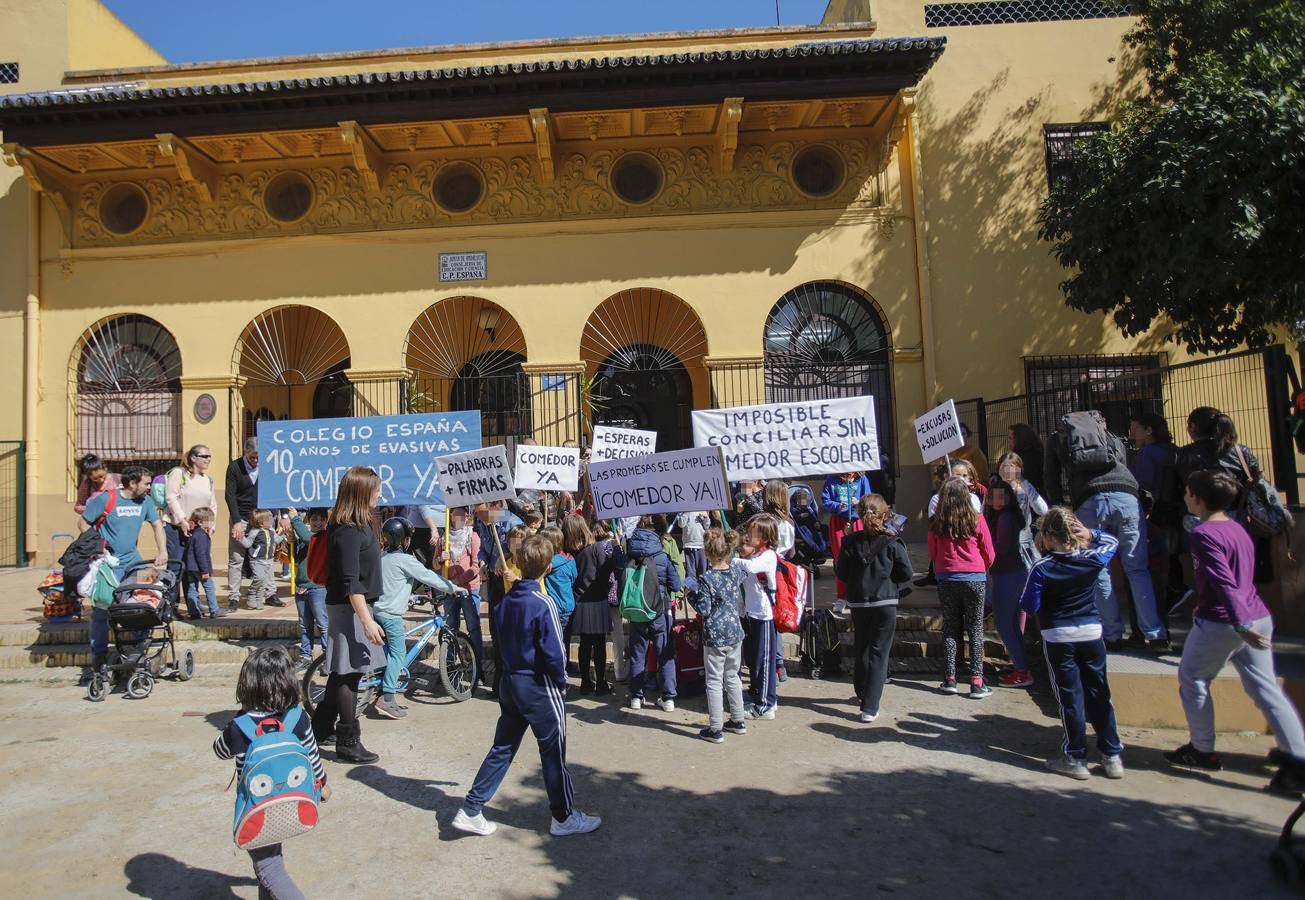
top-left (0, 1), bottom-right (1268, 563)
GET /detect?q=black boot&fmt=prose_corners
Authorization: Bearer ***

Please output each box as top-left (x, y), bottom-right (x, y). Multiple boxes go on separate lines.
top-left (80, 654), bottom-right (107, 686)
top-left (310, 705), bottom-right (336, 746)
top-left (335, 722), bottom-right (379, 764)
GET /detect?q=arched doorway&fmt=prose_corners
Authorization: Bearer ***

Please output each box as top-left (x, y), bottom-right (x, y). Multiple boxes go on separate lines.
top-left (763, 281), bottom-right (894, 463)
top-left (404, 297), bottom-right (529, 446)
top-left (70, 313), bottom-right (183, 475)
top-left (581, 289), bottom-right (708, 452)
top-left (233, 306), bottom-right (352, 443)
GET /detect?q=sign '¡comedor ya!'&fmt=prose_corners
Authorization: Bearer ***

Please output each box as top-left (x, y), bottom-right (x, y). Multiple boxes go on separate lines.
top-left (256, 411), bottom-right (481, 507)
top-left (587, 446), bottom-right (730, 520)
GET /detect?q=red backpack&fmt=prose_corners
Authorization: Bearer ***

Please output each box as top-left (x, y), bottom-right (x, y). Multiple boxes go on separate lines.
top-left (306, 532), bottom-right (329, 585)
top-left (769, 557), bottom-right (809, 634)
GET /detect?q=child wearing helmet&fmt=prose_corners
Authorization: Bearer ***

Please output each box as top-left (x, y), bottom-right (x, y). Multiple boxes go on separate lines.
top-left (373, 516), bottom-right (466, 719)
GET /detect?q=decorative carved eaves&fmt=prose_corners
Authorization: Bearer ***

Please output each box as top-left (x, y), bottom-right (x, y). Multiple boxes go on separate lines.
top-left (717, 98), bottom-right (743, 173)
top-left (889, 89), bottom-right (917, 146)
top-left (529, 108), bottom-right (554, 184)
top-left (2, 142), bottom-right (74, 237)
top-left (156, 133), bottom-right (218, 204)
top-left (338, 120), bottom-right (385, 194)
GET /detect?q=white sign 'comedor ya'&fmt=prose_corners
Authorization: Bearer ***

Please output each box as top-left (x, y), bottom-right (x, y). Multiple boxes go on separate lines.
top-left (513, 445), bottom-right (580, 493)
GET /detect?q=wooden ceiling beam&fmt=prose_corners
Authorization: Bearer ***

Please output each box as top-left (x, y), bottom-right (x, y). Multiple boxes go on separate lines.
top-left (338, 120), bottom-right (385, 194)
top-left (156, 133), bottom-right (219, 204)
top-left (528, 108), bottom-right (554, 184)
top-left (717, 97), bottom-right (743, 173)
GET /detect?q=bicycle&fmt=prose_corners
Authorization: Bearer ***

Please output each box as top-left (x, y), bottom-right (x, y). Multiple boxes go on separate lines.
top-left (301, 592), bottom-right (478, 715)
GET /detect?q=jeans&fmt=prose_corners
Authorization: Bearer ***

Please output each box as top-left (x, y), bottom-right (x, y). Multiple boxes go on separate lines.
top-left (90, 606), bottom-right (109, 658)
top-left (485, 575), bottom-right (505, 693)
top-left (463, 672), bottom-right (573, 823)
top-left (704, 641), bottom-right (745, 730)
top-left (375, 611), bottom-right (408, 696)
top-left (249, 844), bottom-right (305, 900)
top-left (445, 588), bottom-right (485, 670)
top-left (1179, 616), bottom-right (1305, 758)
top-left (851, 605), bottom-right (896, 716)
top-left (164, 523), bottom-right (186, 579)
top-left (296, 587), bottom-right (328, 658)
top-left (988, 569), bottom-right (1030, 671)
top-left (1043, 638), bottom-right (1123, 760)
top-left (742, 616), bottom-right (778, 711)
top-left (1076, 491), bottom-right (1166, 641)
top-left (629, 612), bottom-right (677, 700)
top-left (184, 573), bottom-right (218, 618)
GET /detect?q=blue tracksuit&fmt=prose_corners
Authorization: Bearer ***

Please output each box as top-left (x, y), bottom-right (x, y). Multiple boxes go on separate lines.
top-left (463, 578), bottom-right (574, 822)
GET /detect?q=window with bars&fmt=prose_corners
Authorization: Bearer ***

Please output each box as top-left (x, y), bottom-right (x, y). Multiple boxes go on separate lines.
top-left (1024, 353), bottom-right (1163, 439)
top-left (1044, 122), bottom-right (1108, 190)
top-left (925, 1), bottom-right (1132, 28)
top-left (0, 62), bottom-right (17, 84)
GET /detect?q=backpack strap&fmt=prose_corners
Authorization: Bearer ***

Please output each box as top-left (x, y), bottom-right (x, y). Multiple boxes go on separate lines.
top-left (232, 712), bottom-right (259, 743)
top-left (94, 489), bottom-right (118, 532)
top-left (282, 705), bottom-right (302, 732)
top-left (1233, 444), bottom-right (1257, 483)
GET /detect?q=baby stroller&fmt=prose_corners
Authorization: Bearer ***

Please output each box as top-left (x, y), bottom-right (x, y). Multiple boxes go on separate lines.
top-left (789, 485), bottom-right (830, 570)
top-left (86, 567), bottom-right (194, 702)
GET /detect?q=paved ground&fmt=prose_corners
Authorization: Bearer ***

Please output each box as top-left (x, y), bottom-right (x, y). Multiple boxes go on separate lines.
top-left (0, 663), bottom-right (1295, 899)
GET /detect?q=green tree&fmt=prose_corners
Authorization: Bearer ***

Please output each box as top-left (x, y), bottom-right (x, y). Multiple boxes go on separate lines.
top-left (1039, 0), bottom-right (1305, 351)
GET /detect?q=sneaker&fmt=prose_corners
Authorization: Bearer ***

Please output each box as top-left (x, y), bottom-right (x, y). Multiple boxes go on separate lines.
top-left (1146, 638), bottom-right (1172, 654)
top-left (550, 810), bottom-right (602, 837)
top-left (939, 679), bottom-right (958, 695)
top-left (746, 704), bottom-right (776, 720)
top-left (579, 680), bottom-right (594, 695)
top-left (698, 727), bottom-right (725, 744)
top-left (451, 809), bottom-right (497, 836)
top-left (1104, 639), bottom-right (1126, 653)
top-left (656, 698), bottom-right (675, 712)
top-left (998, 670), bottom-right (1033, 688)
top-left (777, 666), bottom-right (788, 683)
top-left (373, 696), bottom-right (407, 719)
top-left (1101, 755), bottom-right (1125, 779)
top-left (1268, 766), bottom-right (1305, 797)
top-left (295, 657), bottom-right (311, 673)
top-left (1047, 754), bottom-right (1091, 780)
top-left (1164, 743), bottom-right (1222, 771)
top-left (859, 712), bottom-right (879, 723)
top-left (723, 720), bottom-right (747, 735)
top-left (214, 608), bottom-right (232, 618)
top-left (266, 597), bottom-right (286, 608)
top-left (969, 681), bottom-right (993, 700)
top-left (595, 681), bottom-right (612, 695)
top-left (629, 697), bottom-right (643, 711)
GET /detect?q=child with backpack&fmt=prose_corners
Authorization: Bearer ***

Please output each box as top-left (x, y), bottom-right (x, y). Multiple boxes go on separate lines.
top-left (287, 508), bottom-right (328, 671)
top-left (453, 535), bottom-right (601, 838)
top-left (623, 516), bottom-right (682, 711)
top-left (928, 478), bottom-right (996, 698)
top-left (688, 528), bottom-right (748, 742)
top-left (738, 514), bottom-right (782, 719)
top-left (241, 509), bottom-right (286, 610)
top-left (214, 645), bottom-right (328, 899)
top-left (1020, 507), bottom-right (1124, 780)
top-left (374, 517), bottom-right (466, 719)
top-left (541, 525), bottom-right (577, 629)
top-left (835, 494), bottom-right (912, 723)
top-left (572, 518), bottom-right (623, 695)
top-left (182, 508), bottom-right (226, 619)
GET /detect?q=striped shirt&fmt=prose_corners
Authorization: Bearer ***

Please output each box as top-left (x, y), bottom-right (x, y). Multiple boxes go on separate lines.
top-left (213, 707), bottom-right (326, 789)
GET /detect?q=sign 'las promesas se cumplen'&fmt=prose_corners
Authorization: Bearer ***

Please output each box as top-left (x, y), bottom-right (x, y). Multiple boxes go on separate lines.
top-left (257, 411), bottom-right (481, 507)
top-left (691, 396), bottom-right (880, 481)
top-left (587, 446), bottom-right (730, 520)
top-left (913, 399), bottom-right (966, 464)
top-left (436, 445), bottom-right (517, 507)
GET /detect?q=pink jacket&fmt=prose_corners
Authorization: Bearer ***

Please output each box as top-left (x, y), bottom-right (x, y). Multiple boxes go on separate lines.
top-left (445, 530), bottom-right (482, 591)
top-left (927, 515), bottom-right (996, 575)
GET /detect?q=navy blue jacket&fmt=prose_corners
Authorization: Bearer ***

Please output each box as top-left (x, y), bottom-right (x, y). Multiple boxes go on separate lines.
top-left (181, 526), bottom-right (214, 576)
top-left (1020, 531), bottom-right (1119, 642)
top-left (627, 528), bottom-right (681, 596)
top-left (493, 578), bottom-right (567, 688)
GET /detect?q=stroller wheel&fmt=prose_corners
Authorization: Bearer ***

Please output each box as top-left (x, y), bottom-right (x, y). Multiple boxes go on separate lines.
top-left (86, 674), bottom-right (107, 702)
top-left (126, 671), bottom-right (154, 700)
top-left (1270, 847), bottom-right (1303, 887)
top-left (811, 667), bottom-right (824, 680)
top-left (176, 649), bottom-right (195, 682)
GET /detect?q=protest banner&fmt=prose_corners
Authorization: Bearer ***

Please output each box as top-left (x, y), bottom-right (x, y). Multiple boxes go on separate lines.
top-left (914, 399), bottom-right (965, 464)
top-left (514, 445), bottom-right (580, 492)
top-left (257, 411), bottom-right (480, 507)
top-left (590, 425), bottom-right (656, 462)
top-left (691, 396), bottom-right (880, 481)
top-left (436, 445), bottom-right (516, 507)
top-left (588, 446), bottom-right (729, 520)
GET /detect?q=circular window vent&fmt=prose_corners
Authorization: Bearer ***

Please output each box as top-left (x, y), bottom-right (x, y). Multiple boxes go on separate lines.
top-left (264, 171), bottom-right (315, 223)
top-left (99, 183), bottom-right (149, 235)
top-left (611, 152), bottom-right (663, 205)
top-left (433, 163), bottom-right (485, 214)
top-left (792, 145), bottom-right (846, 199)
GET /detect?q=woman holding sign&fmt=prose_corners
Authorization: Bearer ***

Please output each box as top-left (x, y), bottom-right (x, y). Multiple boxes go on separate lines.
top-left (311, 466), bottom-right (385, 764)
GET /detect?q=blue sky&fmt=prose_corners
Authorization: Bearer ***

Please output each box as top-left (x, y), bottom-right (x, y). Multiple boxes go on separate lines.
top-left (103, 1), bottom-right (833, 65)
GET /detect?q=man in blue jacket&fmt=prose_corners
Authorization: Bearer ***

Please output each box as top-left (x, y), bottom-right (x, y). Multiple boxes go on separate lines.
top-left (453, 534), bottom-right (601, 838)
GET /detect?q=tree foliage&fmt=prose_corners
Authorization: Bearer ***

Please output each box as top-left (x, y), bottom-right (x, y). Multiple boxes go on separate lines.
top-left (1038, 0), bottom-right (1305, 351)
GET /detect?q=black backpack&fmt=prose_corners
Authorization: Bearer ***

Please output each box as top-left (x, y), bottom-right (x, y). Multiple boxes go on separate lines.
top-left (60, 490), bottom-right (114, 584)
top-left (1057, 411), bottom-right (1121, 475)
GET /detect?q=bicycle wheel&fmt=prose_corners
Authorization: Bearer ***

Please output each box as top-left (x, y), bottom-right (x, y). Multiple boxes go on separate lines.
top-left (303, 654), bottom-right (380, 717)
top-left (439, 631), bottom-right (477, 701)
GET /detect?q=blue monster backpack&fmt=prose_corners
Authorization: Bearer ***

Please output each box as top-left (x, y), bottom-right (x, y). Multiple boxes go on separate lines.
top-left (231, 707), bottom-right (321, 850)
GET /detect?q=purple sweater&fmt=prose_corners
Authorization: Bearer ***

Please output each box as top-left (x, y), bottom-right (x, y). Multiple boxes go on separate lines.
top-left (1189, 518), bottom-right (1270, 625)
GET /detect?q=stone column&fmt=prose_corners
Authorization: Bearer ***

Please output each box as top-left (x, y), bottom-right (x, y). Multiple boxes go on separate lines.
top-left (521, 362), bottom-right (586, 445)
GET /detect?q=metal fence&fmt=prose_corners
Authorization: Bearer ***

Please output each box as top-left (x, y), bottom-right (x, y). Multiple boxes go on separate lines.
top-left (0, 442), bottom-right (24, 567)
top-left (959, 346), bottom-right (1302, 505)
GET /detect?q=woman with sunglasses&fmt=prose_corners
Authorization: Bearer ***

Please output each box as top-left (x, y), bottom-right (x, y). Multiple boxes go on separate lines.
top-left (163, 444), bottom-right (218, 611)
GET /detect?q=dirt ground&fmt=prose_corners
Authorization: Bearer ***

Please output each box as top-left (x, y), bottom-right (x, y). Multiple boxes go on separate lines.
top-left (0, 664), bottom-right (1295, 900)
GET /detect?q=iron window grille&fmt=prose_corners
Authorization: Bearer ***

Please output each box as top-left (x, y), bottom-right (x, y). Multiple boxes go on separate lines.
top-left (1044, 122), bottom-right (1109, 190)
top-left (1024, 353), bottom-right (1163, 439)
top-left (0, 63), bottom-right (17, 84)
top-left (925, 1), bottom-right (1132, 28)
